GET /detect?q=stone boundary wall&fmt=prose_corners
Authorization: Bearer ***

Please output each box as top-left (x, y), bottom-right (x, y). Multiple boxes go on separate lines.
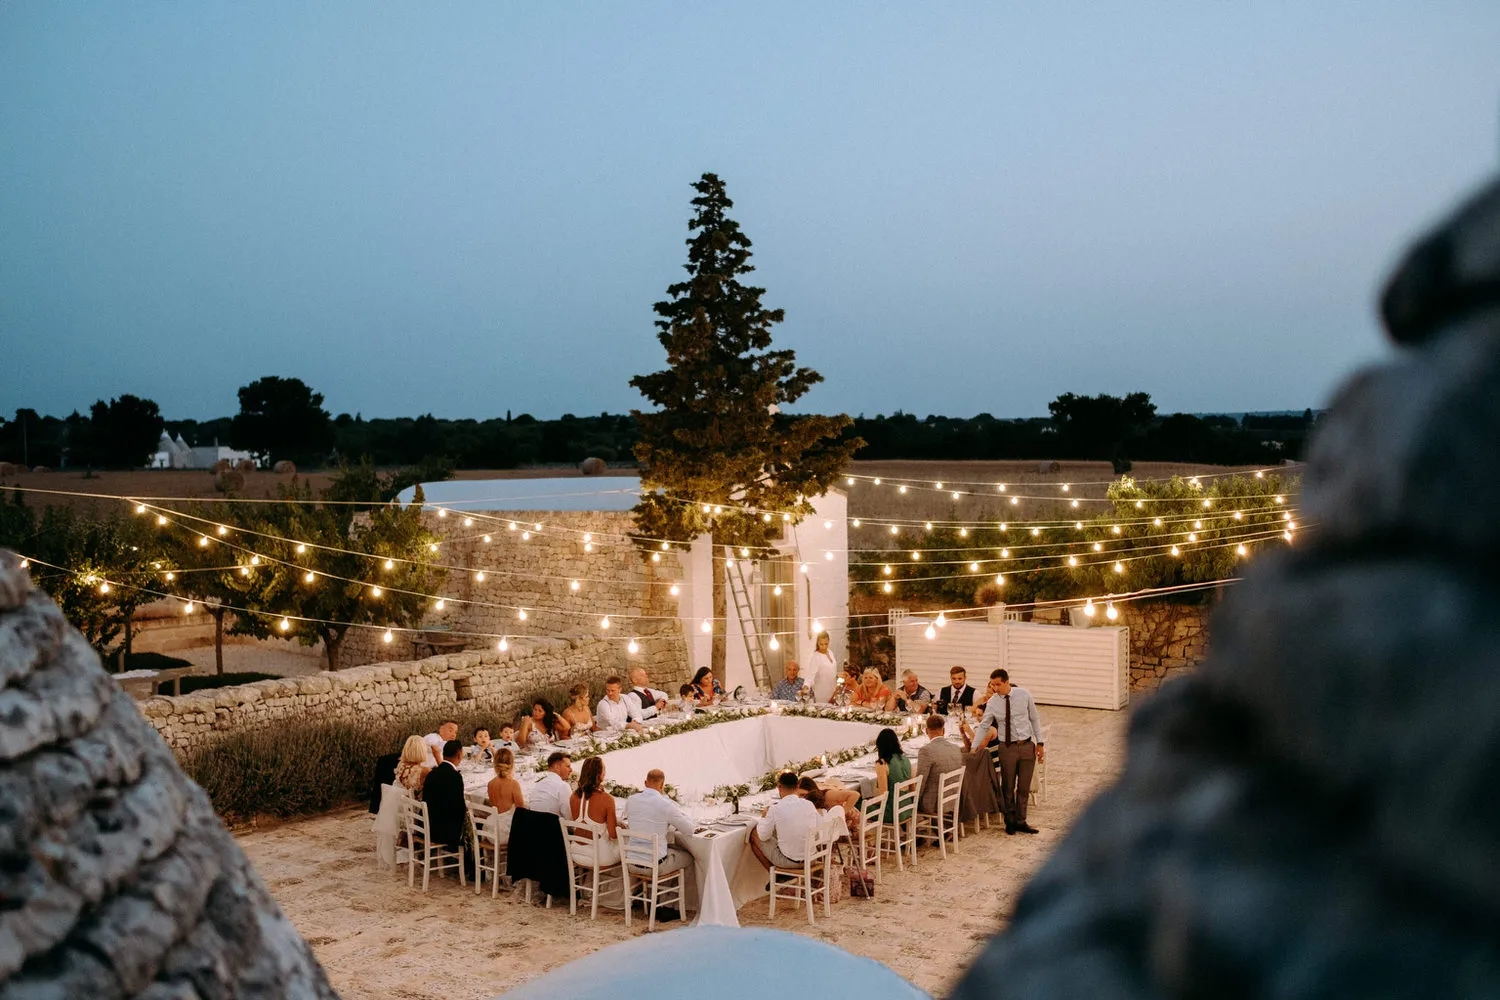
top-left (1031, 599), bottom-right (1214, 693)
top-left (137, 629), bottom-right (686, 757)
top-left (341, 509), bottom-right (685, 672)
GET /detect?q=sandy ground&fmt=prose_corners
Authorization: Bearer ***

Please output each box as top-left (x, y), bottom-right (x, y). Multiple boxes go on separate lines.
top-left (238, 705), bottom-right (1128, 999)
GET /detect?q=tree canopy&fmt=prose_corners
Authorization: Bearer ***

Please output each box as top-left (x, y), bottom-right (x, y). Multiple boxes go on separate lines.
top-left (231, 376), bottom-right (334, 466)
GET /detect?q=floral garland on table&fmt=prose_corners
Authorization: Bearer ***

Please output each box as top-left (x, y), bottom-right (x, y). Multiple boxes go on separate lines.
top-left (533, 708), bottom-right (769, 771)
top-left (776, 703), bottom-right (914, 728)
top-left (604, 779), bottom-right (681, 803)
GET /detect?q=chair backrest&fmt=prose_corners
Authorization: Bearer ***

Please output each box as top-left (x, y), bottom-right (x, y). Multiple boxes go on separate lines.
top-left (561, 816), bottom-right (607, 862)
top-left (467, 799), bottom-right (497, 841)
top-left (370, 753), bottom-right (400, 812)
top-left (860, 791), bottom-right (887, 833)
top-left (407, 798), bottom-right (432, 838)
top-left (988, 744), bottom-right (1001, 773)
top-left (619, 830), bottom-right (662, 874)
top-left (893, 775), bottom-right (922, 819)
top-left (938, 767), bottom-right (964, 811)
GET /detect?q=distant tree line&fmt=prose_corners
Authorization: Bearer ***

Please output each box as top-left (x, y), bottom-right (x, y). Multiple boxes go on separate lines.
top-left (0, 380), bottom-right (1317, 472)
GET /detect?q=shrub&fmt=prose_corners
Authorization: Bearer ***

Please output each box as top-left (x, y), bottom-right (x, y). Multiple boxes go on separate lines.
top-left (166, 671), bottom-right (278, 696)
top-left (106, 650), bottom-right (193, 674)
top-left (183, 706), bottom-right (504, 824)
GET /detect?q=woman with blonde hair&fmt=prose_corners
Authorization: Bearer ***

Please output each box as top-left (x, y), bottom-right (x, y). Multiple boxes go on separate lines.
top-left (561, 682), bottom-right (595, 732)
top-left (485, 748), bottom-right (524, 845)
top-left (851, 668), bottom-right (896, 711)
top-left (394, 735), bottom-right (431, 796)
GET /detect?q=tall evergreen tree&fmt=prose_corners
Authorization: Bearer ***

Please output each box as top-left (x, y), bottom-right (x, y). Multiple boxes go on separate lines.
top-left (630, 173), bottom-right (862, 675)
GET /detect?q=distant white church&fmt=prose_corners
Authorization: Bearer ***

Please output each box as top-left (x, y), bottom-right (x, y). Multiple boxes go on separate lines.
top-left (150, 431), bottom-right (254, 470)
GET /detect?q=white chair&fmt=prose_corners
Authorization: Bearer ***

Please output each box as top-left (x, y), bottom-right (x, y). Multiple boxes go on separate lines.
top-left (620, 831), bottom-right (685, 932)
top-left (467, 801), bottom-right (508, 897)
top-left (914, 767), bottom-right (964, 859)
top-left (878, 775), bottom-right (923, 871)
top-left (403, 798), bottom-right (465, 891)
top-left (375, 783), bottom-right (411, 870)
top-left (853, 791), bottom-right (887, 881)
top-left (768, 820), bottom-right (838, 924)
top-left (1030, 756), bottom-right (1047, 805)
top-left (561, 816), bottom-right (623, 920)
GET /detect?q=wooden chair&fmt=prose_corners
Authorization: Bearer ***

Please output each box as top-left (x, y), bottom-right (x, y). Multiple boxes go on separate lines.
top-left (561, 816), bottom-right (623, 920)
top-left (914, 767), bottom-right (964, 859)
top-left (768, 820), bottom-right (839, 924)
top-left (403, 798), bottom-right (465, 891)
top-left (878, 775), bottom-right (923, 871)
top-left (620, 831), bottom-right (686, 932)
top-left (853, 791), bottom-right (887, 881)
top-left (467, 801), bottom-right (508, 897)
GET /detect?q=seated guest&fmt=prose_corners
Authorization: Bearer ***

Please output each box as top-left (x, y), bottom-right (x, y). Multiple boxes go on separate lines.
top-left (915, 714), bottom-right (968, 814)
top-left (690, 666), bottom-right (723, 706)
top-left (627, 769), bottom-right (696, 876)
top-left (529, 752), bottom-right (574, 818)
top-left (567, 757), bottom-right (621, 865)
top-left (750, 770), bottom-right (820, 871)
top-left (596, 675), bottom-right (646, 732)
top-left (421, 739), bottom-right (469, 849)
top-left (627, 667), bottom-right (669, 720)
top-left (874, 728), bottom-right (914, 823)
top-left (485, 748), bottom-right (524, 845)
top-left (851, 669), bottom-right (897, 711)
top-left (678, 684), bottom-right (697, 714)
top-left (771, 660), bottom-right (806, 702)
top-left (936, 665), bottom-right (976, 716)
top-left (893, 670), bottom-right (934, 713)
top-left (518, 698), bottom-right (570, 747)
top-left (472, 728), bottom-right (494, 762)
top-left (561, 683), bottom-right (595, 732)
top-left (394, 735), bottom-right (431, 796)
top-left (423, 720), bottom-right (458, 765)
top-left (797, 775), bottom-right (860, 834)
top-left (495, 723), bottom-right (521, 754)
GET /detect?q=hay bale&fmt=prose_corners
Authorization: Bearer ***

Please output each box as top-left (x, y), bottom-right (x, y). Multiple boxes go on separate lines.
top-left (29, 466), bottom-right (50, 474)
top-left (235, 458), bottom-right (256, 473)
top-left (212, 458), bottom-right (232, 474)
top-left (214, 468), bottom-right (245, 493)
top-left (273, 460), bottom-right (296, 475)
top-left (579, 456), bottom-right (608, 476)
top-left (0, 462), bottom-right (20, 476)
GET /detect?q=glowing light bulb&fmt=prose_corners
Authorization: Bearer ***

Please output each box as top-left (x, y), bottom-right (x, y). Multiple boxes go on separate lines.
top-left (521, 531), bottom-right (531, 540)
top-left (995, 573), bottom-right (1006, 585)
top-left (518, 608), bottom-right (528, 621)
top-left (924, 625), bottom-right (936, 640)
top-left (1284, 531), bottom-right (1293, 542)
top-left (781, 512), bottom-right (790, 522)
top-left (217, 525), bottom-right (227, 536)
top-left (762, 513), bottom-right (772, 523)
top-left (304, 571), bottom-right (315, 583)
top-left (811, 619), bottom-right (824, 634)
top-left (370, 586), bottom-right (382, 597)
top-left (702, 504), bottom-right (711, 514)
top-left (1112, 525), bottom-right (1122, 535)
top-left (463, 517), bottom-right (473, 527)
top-left (701, 618), bottom-right (713, 633)
top-left (969, 562), bottom-right (979, 572)
top-left (1193, 520), bottom-right (1203, 530)
top-left (279, 617), bottom-right (291, 632)
top-left (651, 552), bottom-right (661, 563)
top-left (509, 521), bottom-right (518, 531)
top-left (1067, 555), bottom-right (1078, 567)
top-left (156, 515), bottom-right (168, 526)
top-left (882, 581), bottom-right (893, 594)
top-left (584, 542), bottom-right (593, 552)
top-left (383, 629), bottom-right (394, 643)
top-left (296, 543), bottom-right (307, 554)
top-left (1010, 496), bottom-right (1019, 506)
top-left (712, 507), bottom-right (722, 515)
top-left (600, 616), bottom-right (611, 630)
top-left (882, 564), bottom-right (893, 575)
top-left (935, 612), bottom-right (947, 627)
top-left (1170, 546), bottom-right (1180, 556)
top-left (725, 558), bottom-right (735, 569)
top-left (1075, 521), bottom-right (1083, 530)
top-left (1062, 484), bottom-right (1071, 492)
top-left (768, 635), bottom-right (780, 651)
top-left (873, 478), bottom-right (881, 485)
top-left (1233, 511), bottom-right (1242, 521)
top-left (1031, 528), bottom-right (1041, 537)
top-left (1202, 499), bottom-right (1212, 509)
top-left (184, 601), bottom-right (195, 614)
top-left (1000, 523), bottom-right (1008, 531)
top-left (924, 521), bottom-right (933, 531)
top-left (824, 549), bottom-right (834, 562)
top-left (898, 485), bottom-right (908, 494)
top-left (1084, 599), bottom-right (1096, 617)
top-left (165, 572), bottom-right (175, 581)
top-left (435, 599), bottom-right (445, 611)
top-left (239, 566), bottom-right (250, 577)
top-left (569, 580), bottom-right (579, 591)
top-left (627, 638), bottom-right (639, 654)
top-left (198, 536), bottom-right (209, 548)
top-left (998, 484), bottom-right (1007, 492)
top-left (934, 482), bottom-right (943, 489)
top-left (1153, 517), bottom-right (1163, 527)
top-left (475, 572), bottom-right (486, 582)
top-left (1236, 544), bottom-right (1248, 556)
top-left (1070, 499), bottom-right (1079, 508)
top-left (98, 581), bottom-right (110, 594)
top-left (1105, 602), bottom-right (1119, 621)
top-left (135, 503), bottom-right (146, 514)
top-left (1001, 548), bottom-right (1010, 558)
top-left (1189, 477), bottom-right (1201, 488)
top-left (1288, 521), bottom-right (1297, 530)
top-left (772, 584), bottom-right (782, 596)
top-left (669, 583), bottom-right (680, 596)
top-left (889, 525), bottom-right (899, 536)
top-left (910, 551), bottom-right (921, 561)
top-left (1114, 561), bottom-right (1125, 574)
top-left (952, 491), bottom-right (961, 501)
top-left (384, 559), bottom-right (394, 570)
top-left (1275, 496), bottom-right (1285, 504)
top-left (1256, 470), bottom-right (1265, 478)
top-left (428, 543), bottom-right (438, 552)
top-left (852, 518), bottom-right (861, 528)
top-left (1188, 532), bottom-right (1198, 542)
top-left (959, 527), bottom-right (968, 537)
top-left (824, 519), bottom-right (833, 530)
top-left (583, 533), bottom-right (592, 543)
top-left (498, 637), bottom-right (509, 652)
top-left (846, 477), bottom-right (855, 486)
top-left (1093, 542), bottom-right (1103, 552)
top-left (800, 563), bottom-right (808, 574)
top-left (740, 547), bottom-right (749, 557)
top-left (1135, 500), bottom-right (1144, 509)
top-left (437, 509), bottom-right (447, 518)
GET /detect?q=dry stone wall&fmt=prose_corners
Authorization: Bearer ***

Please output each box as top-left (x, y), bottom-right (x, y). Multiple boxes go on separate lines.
top-left (340, 509), bottom-right (686, 673)
top-left (138, 633), bottom-right (683, 758)
top-left (1029, 600), bottom-right (1214, 691)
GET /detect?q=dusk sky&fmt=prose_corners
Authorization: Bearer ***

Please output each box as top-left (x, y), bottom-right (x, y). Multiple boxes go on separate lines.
top-left (3, 4), bottom-right (1499, 422)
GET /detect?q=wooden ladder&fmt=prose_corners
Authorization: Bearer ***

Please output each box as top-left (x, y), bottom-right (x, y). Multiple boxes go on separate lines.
top-left (725, 549), bottom-right (771, 690)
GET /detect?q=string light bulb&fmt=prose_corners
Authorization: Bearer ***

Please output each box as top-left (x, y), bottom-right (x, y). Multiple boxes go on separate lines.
top-left (924, 625), bottom-right (937, 640)
top-left (1093, 542), bottom-right (1103, 552)
top-left (183, 601), bottom-right (195, 614)
top-left (135, 503), bottom-right (146, 514)
top-left (217, 525), bottom-right (227, 536)
top-left (959, 527), bottom-right (968, 537)
top-left (1236, 544), bottom-right (1248, 557)
top-left (279, 617), bottom-right (291, 632)
top-left (370, 586), bottom-right (382, 597)
top-left (935, 612), bottom-right (947, 628)
top-left (846, 477), bottom-right (855, 486)
top-left (156, 515), bottom-right (168, 526)
top-left (198, 536), bottom-right (209, 548)
top-left (768, 635), bottom-right (780, 651)
top-left (475, 571), bottom-right (486, 582)
top-left (772, 584), bottom-right (783, 596)
top-left (627, 637), bottom-right (639, 654)
top-left (873, 478), bottom-right (881, 485)
top-left (435, 599), bottom-right (445, 611)
top-left (569, 580), bottom-right (579, 591)
top-left (463, 517), bottom-right (473, 527)
top-left (824, 551), bottom-right (834, 561)
top-left (296, 543), bottom-right (307, 554)
top-left (428, 543), bottom-right (438, 553)
top-left (509, 522), bottom-right (518, 531)
top-left (1105, 602), bottom-right (1119, 621)
top-left (924, 521), bottom-right (933, 531)
top-left (1070, 499), bottom-right (1079, 508)
top-left (1153, 517), bottom-right (1163, 527)
top-left (1083, 599), bottom-right (1096, 617)
top-left (661, 541), bottom-right (671, 551)
top-left (304, 571), bottom-right (315, 583)
top-left (98, 581), bottom-right (110, 594)
top-left (910, 551), bottom-right (921, 561)
top-left (1114, 561), bottom-right (1125, 574)
top-left (384, 559), bottom-right (394, 570)
top-left (1170, 545), bottom-right (1180, 557)
top-left (518, 608), bottom-right (528, 621)
top-left (995, 574), bottom-right (1006, 586)
top-left (1188, 532), bottom-right (1198, 542)
top-left (521, 531), bottom-right (531, 540)
top-left (1001, 548), bottom-right (1011, 558)
top-left (1010, 496), bottom-right (1019, 505)
top-left (934, 482), bottom-right (943, 489)
top-left (165, 572), bottom-right (175, 581)
top-left (969, 562), bottom-right (979, 572)
top-left (800, 563), bottom-right (809, 574)
top-left (852, 519), bottom-right (861, 528)
top-left (436, 509), bottom-right (447, 518)
top-left (882, 582), bottom-right (893, 593)
top-left (701, 618), bottom-right (713, 634)
top-left (669, 584), bottom-right (680, 596)
top-left (882, 564), bottom-right (893, 576)
top-left (651, 552), bottom-right (660, 563)
top-left (889, 525), bottom-right (899, 536)
top-left (898, 485), bottom-right (908, 494)
top-left (498, 637), bottom-right (509, 652)
top-left (1062, 484), bottom-right (1071, 492)
top-left (1067, 555), bottom-right (1078, 567)
top-left (600, 616), bottom-right (611, 630)
top-left (811, 619), bottom-right (825, 634)
top-left (382, 629), bottom-right (394, 643)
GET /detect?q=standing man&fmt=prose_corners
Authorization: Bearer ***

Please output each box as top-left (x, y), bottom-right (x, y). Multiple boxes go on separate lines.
top-left (627, 667), bottom-right (669, 720)
top-left (973, 668), bottom-right (1045, 834)
top-left (596, 675), bottom-right (647, 732)
top-left (937, 667), bottom-right (976, 716)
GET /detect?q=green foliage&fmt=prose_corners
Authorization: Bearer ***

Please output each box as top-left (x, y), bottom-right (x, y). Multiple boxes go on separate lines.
top-left (854, 473), bottom-right (1299, 606)
top-left (165, 671), bottom-right (277, 695)
top-left (183, 706), bottom-right (500, 823)
top-left (104, 650), bottom-right (193, 673)
top-left (230, 376), bottom-right (334, 466)
top-left (67, 394), bottom-right (164, 469)
top-left (629, 173), bottom-right (864, 554)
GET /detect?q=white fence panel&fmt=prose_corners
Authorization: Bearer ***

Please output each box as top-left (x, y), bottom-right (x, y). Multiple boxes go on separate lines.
top-left (1002, 622), bottom-right (1129, 710)
top-left (893, 617), bottom-right (1003, 695)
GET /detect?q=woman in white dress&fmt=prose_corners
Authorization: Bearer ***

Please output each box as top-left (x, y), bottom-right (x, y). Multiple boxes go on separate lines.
top-left (806, 631), bottom-right (839, 703)
top-left (567, 757), bottom-right (621, 866)
top-left (485, 748), bottom-right (524, 845)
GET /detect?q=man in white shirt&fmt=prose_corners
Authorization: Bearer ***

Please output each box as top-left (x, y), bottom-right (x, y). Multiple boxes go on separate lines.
top-left (423, 720), bottom-right (458, 766)
top-left (528, 752), bottom-right (574, 819)
top-left (750, 771), bottom-right (820, 870)
top-left (626, 769), bottom-right (696, 875)
top-left (596, 676), bottom-right (646, 732)
top-left (972, 668), bottom-right (1046, 835)
top-left (626, 667), bottom-right (669, 720)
